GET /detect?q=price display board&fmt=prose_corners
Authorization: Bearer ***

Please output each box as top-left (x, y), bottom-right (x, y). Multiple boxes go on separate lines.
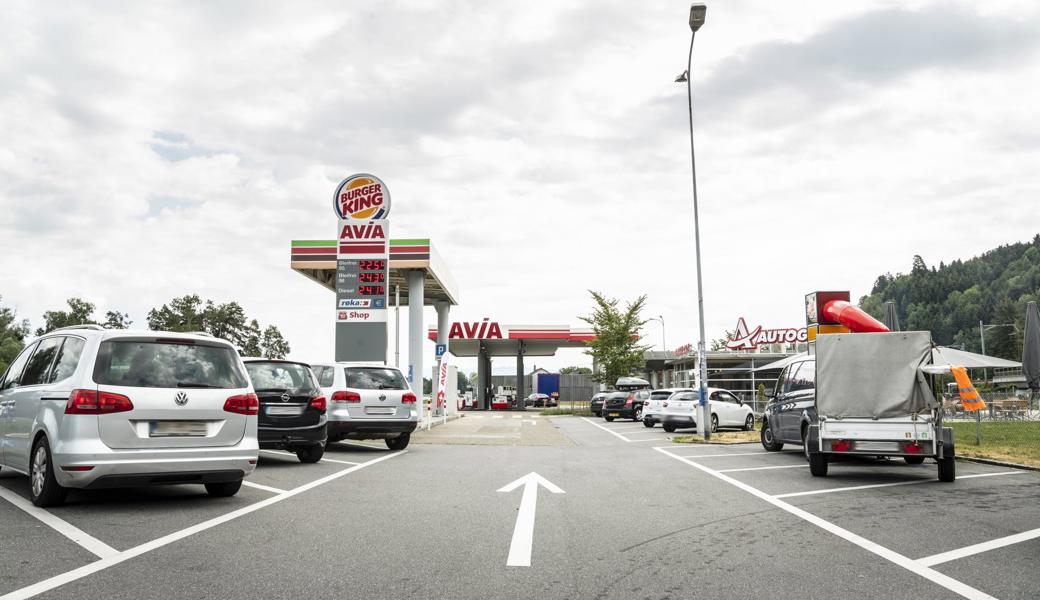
top-left (335, 218), bottom-right (389, 361)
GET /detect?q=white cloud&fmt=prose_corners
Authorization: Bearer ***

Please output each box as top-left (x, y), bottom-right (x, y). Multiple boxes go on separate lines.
top-left (1, 0), bottom-right (1038, 379)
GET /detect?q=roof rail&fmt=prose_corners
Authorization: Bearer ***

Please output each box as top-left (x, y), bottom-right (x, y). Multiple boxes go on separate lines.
top-left (187, 331), bottom-right (215, 338)
top-left (52, 324), bottom-right (105, 332)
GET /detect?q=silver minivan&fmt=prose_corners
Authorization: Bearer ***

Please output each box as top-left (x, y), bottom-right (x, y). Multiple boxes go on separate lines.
top-left (0, 326), bottom-right (259, 506)
top-left (310, 362), bottom-right (417, 450)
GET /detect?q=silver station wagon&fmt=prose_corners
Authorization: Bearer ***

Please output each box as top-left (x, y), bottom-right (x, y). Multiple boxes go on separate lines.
top-left (0, 326), bottom-right (259, 506)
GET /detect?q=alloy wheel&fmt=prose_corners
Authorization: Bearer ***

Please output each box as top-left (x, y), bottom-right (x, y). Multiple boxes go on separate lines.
top-left (31, 446), bottom-right (47, 498)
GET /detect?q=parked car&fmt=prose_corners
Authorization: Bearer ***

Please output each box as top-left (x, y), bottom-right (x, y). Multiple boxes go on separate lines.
top-left (590, 392), bottom-right (607, 416)
top-left (523, 393), bottom-right (555, 408)
top-left (642, 387), bottom-right (694, 428)
top-left (311, 362), bottom-right (417, 450)
top-left (243, 359), bottom-right (327, 463)
top-left (0, 326), bottom-right (258, 507)
top-left (601, 390), bottom-right (650, 422)
top-left (660, 388), bottom-right (756, 433)
top-left (760, 357), bottom-right (817, 452)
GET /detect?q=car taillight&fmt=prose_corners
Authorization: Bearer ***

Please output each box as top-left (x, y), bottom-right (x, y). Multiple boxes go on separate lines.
top-left (331, 390), bottom-right (361, 403)
top-left (65, 389), bottom-right (133, 415)
top-left (662, 401), bottom-right (669, 407)
top-left (402, 392), bottom-right (417, 404)
top-left (624, 394), bottom-right (633, 407)
top-left (309, 395), bottom-right (327, 412)
top-left (224, 393), bottom-right (259, 415)
top-left (831, 439), bottom-right (852, 452)
top-left (902, 441), bottom-right (923, 454)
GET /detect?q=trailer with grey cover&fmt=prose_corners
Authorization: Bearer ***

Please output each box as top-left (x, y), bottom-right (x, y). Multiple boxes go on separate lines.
top-left (804, 331), bottom-right (956, 482)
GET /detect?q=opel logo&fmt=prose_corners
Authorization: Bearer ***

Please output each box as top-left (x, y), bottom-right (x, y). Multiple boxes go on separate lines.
top-left (280, 392), bottom-right (291, 403)
top-left (174, 392), bottom-right (189, 406)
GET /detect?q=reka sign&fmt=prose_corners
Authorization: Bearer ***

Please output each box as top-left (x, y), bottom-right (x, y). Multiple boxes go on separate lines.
top-left (448, 319), bottom-right (507, 339)
top-left (726, 318), bottom-right (807, 351)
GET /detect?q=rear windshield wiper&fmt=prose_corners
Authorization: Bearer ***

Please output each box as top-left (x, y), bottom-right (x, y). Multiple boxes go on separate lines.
top-left (176, 382), bottom-right (222, 388)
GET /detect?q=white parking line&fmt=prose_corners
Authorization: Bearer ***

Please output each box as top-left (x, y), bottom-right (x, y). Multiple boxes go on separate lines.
top-left (331, 441), bottom-right (386, 450)
top-left (1, 450), bottom-right (406, 600)
top-left (653, 446), bottom-right (997, 600)
top-left (773, 471), bottom-right (1026, 499)
top-left (259, 449), bottom-right (297, 458)
top-left (0, 486), bottom-right (119, 560)
top-left (241, 481), bottom-right (287, 494)
top-left (717, 464), bottom-right (809, 473)
top-left (320, 457), bottom-right (361, 466)
top-left (580, 417), bottom-right (633, 442)
top-left (677, 452), bottom-right (768, 459)
top-left (918, 527), bottom-right (1040, 566)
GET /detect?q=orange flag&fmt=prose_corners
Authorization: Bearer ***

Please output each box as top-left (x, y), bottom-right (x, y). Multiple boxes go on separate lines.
top-left (951, 366), bottom-right (986, 411)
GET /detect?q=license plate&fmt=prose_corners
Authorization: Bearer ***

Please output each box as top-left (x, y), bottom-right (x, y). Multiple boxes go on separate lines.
top-left (150, 421), bottom-right (207, 437)
top-left (854, 441), bottom-right (900, 452)
top-left (365, 407), bottom-right (395, 416)
top-left (266, 405), bottom-right (303, 416)
top-left (608, 412), bottom-right (620, 417)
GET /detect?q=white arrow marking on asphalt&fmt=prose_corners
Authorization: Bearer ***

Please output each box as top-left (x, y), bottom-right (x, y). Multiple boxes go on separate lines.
top-left (497, 472), bottom-right (565, 567)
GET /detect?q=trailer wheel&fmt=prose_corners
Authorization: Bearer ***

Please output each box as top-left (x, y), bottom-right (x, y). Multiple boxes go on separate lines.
top-left (809, 452), bottom-right (828, 477)
top-left (938, 456), bottom-right (955, 482)
top-left (903, 456), bottom-right (925, 465)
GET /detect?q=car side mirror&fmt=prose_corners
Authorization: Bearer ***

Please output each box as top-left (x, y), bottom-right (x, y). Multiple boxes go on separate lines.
top-left (764, 389), bottom-right (775, 399)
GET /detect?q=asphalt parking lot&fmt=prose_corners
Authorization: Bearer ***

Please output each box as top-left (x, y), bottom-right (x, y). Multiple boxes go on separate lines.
top-left (2, 416), bottom-right (1037, 600)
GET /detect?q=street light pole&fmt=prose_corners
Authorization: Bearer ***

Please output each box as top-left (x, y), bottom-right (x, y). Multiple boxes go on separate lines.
top-left (682, 4), bottom-right (710, 439)
top-left (648, 315), bottom-right (667, 351)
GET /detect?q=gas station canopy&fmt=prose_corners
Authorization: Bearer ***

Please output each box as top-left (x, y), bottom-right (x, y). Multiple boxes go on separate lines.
top-left (426, 324), bottom-right (595, 357)
top-left (290, 238), bottom-right (459, 306)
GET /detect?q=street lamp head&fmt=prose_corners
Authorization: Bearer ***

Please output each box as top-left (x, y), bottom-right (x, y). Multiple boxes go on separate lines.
top-left (689, 4), bottom-right (707, 32)
top-left (675, 70), bottom-right (689, 83)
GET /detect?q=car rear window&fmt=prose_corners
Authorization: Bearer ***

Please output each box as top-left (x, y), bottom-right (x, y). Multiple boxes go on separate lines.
top-left (245, 362), bottom-right (316, 392)
top-left (93, 340), bottom-right (247, 389)
top-left (345, 367), bottom-right (408, 390)
top-left (650, 391), bottom-right (673, 400)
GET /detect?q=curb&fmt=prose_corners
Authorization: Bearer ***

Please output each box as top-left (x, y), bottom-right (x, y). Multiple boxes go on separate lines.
top-left (957, 455), bottom-right (1040, 472)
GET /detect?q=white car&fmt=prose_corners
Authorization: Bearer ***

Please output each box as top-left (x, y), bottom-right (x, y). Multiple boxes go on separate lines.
top-left (310, 362), bottom-right (417, 450)
top-left (0, 326), bottom-right (259, 507)
top-left (660, 388), bottom-right (756, 433)
top-left (642, 387), bottom-right (694, 427)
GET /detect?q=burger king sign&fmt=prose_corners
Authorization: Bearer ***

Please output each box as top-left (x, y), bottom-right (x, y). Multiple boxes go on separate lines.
top-left (334, 174), bottom-right (391, 220)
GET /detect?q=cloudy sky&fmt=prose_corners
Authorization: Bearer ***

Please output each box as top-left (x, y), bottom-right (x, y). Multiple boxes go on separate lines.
top-left (2, 0), bottom-right (1039, 377)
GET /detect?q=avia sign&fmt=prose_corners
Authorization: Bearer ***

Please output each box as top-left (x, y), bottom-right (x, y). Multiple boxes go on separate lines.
top-left (448, 319), bottom-right (507, 340)
top-left (725, 318), bottom-right (807, 351)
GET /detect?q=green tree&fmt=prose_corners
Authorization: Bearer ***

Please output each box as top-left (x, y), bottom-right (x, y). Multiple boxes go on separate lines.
top-left (579, 291), bottom-right (650, 385)
top-left (103, 311), bottom-right (132, 329)
top-left (457, 370), bottom-right (470, 391)
top-left (559, 366), bottom-right (592, 375)
top-left (1, 296), bottom-right (31, 373)
top-left (710, 330), bottom-right (735, 351)
top-left (147, 295), bottom-right (205, 332)
top-left (260, 326), bottom-right (290, 359)
top-left (36, 297), bottom-right (97, 336)
top-left (423, 377), bottom-right (432, 395)
top-left (240, 319), bottom-right (262, 357)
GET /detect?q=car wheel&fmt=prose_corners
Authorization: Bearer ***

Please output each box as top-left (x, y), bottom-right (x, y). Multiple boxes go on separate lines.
top-left (809, 452), bottom-right (828, 477)
top-left (743, 414), bottom-right (755, 431)
top-left (30, 438), bottom-right (68, 507)
top-left (604, 416), bottom-right (615, 422)
top-left (643, 419), bottom-right (654, 428)
top-left (663, 424), bottom-right (676, 433)
top-left (386, 433), bottom-right (411, 450)
top-left (903, 456), bottom-right (925, 465)
top-left (296, 445), bottom-right (324, 463)
top-left (710, 414), bottom-right (718, 433)
top-left (938, 456), bottom-right (956, 482)
top-left (760, 422), bottom-right (784, 451)
top-left (801, 425), bottom-right (811, 462)
top-left (205, 480), bottom-right (243, 497)
top-left (633, 407), bottom-right (642, 422)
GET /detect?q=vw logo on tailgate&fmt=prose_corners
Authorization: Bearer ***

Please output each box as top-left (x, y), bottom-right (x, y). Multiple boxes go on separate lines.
top-left (174, 392), bottom-right (189, 406)
top-left (379, 394), bottom-right (387, 401)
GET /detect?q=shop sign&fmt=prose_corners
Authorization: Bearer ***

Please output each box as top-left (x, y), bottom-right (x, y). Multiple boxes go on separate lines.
top-left (726, 318), bottom-right (807, 351)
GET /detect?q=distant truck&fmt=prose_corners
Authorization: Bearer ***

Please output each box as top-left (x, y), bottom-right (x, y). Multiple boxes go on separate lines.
top-left (803, 331), bottom-right (956, 482)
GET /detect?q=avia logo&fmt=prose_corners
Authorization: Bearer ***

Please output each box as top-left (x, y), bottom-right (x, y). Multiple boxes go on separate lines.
top-left (448, 319), bottom-right (505, 339)
top-left (726, 318), bottom-right (807, 351)
top-left (339, 222), bottom-right (386, 240)
top-left (334, 174), bottom-right (391, 220)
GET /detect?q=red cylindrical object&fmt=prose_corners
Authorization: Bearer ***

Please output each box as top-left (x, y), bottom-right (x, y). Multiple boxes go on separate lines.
top-left (822, 300), bottom-right (890, 333)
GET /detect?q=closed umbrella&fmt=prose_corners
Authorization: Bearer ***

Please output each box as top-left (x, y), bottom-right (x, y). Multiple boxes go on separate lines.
top-left (883, 301), bottom-right (900, 332)
top-left (1023, 301), bottom-right (1040, 396)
